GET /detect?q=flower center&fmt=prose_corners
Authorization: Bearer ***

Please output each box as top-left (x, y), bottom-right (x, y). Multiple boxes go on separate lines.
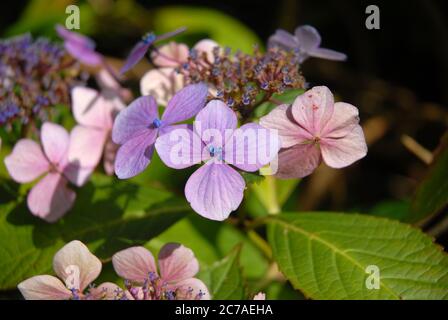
top-left (142, 32), bottom-right (156, 45)
top-left (208, 146), bottom-right (223, 160)
top-left (152, 118), bottom-right (162, 128)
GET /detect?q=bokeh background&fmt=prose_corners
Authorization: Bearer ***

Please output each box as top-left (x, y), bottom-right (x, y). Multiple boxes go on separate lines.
top-left (1, 0), bottom-right (447, 299)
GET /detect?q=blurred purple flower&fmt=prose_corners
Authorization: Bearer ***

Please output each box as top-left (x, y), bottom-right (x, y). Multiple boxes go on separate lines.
top-left (112, 83), bottom-right (208, 179)
top-left (56, 25), bottom-right (103, 67)
top-left (120, 27), bottom-right (187, 74)
top-left (268, 25), bottom-right (347, 63)
top-left (155, 100), bottom-right (280, 221)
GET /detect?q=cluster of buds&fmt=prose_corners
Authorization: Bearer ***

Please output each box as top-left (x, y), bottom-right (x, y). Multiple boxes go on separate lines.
top-left (179, 45), bottom-right (305, 116)
top-left (0, 34), bottom-right (87, 129)
top-left (121, 272), bottom-right (206, 300)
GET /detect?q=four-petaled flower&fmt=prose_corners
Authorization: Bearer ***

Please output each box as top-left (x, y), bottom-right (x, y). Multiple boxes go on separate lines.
top-left (112, 83), bottom-right (208, 179)
top-left (155, 100), bottom-right (280, 221)
top-left (4, 123), bottom-right (94, 222)
top-left (268, 25), bottom-right (347, 63)
top-left (112, 243), bottom-right (210, 300)
top-left (18, 240), bottom-right (120, 300)
top-left (260, 86), bottom-right (367, 179)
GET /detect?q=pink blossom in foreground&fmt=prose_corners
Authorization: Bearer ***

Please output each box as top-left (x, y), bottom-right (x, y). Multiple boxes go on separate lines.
top-left (69, 70), bottom-right (127, 175)
top-left (260, 86), bottom-right (367, 179)
top-left (18, 241), bottom-right (120, 300)
top-left (4, 123), bottom-right (94, 222)
top-left (140, 40), bottom-right (218, 105)
top-left (253, 292), bottom-right (266, 300)
top-left (112, 244), bottom-right (210, 300)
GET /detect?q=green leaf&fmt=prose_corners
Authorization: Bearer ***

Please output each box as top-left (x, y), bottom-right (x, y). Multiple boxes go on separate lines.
top-left (198, 245), bottom-right (246, 300)
top-left (410, 133), bottom-right (448, 223)
top-left (153, 6), bottom-right (261, 53)
top-left (0, 174), bottom-right (189, 290)
top-left (254, 88), bottom-right (305, 118)
top-left (268, 213), bottom-right (448, 299)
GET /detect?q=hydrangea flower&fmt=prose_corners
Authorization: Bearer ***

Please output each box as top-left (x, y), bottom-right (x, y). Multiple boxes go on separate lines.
top-left (268, 25), bottom-right (347, 63)
top-left (4, 123), bottom-right (94, 222)
top-left (155, 100), bottom-right (280, 220)
top-left (120, 27), bottom-right (187, 74)
top-left (140, 40), bottom-right (218, 105)
top-left (112, 83), bottom-right (208, 179)
top-left (112, 243), bottom-right (209, 300)
top-left (18, 240), bottom-right (120, 300)
top-left (56, 25), bottom-right (103, 67)
top-left (69, 85), bottom-right (124, 176)
top-left (260, 86), bottom-right (367, 179)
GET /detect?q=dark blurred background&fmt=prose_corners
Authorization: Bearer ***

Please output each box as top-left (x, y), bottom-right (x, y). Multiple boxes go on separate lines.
top-left (1, 0), bottom-right (448, 243)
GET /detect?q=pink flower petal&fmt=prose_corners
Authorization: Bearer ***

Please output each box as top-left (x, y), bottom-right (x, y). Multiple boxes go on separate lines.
top-left (152, 42), bottom-right (189, 67)
top-left (71, 86), bottom-right (114, 130)
top-left (162, 83), bottom-right (209, 125)
top-left (321, 102), bottom-right (361, 138)
top-left (259, 104), bottom-right (312, 148)
top-left (112, 246), bottom-right (157, 283)
top-left (224, 123), bottom-right (281, 172)
top-left (68, 125), bottom-right (108, 170)
top-left (53, 240), bottom-right (102, 292)
top-left (155, 125), bottom-right (204, 169)
top-left (253, 292), bottom-right (266, 300)
top-left (27, 173), bottom-right (76, 222)
top-left (158, 243), bottom-right (199, 283)
top-left (291, 86), bottom-right (335, 136)
top-left (114, 129), bottom-right (157, 179)
top-left (321, 125), bottom-right (367, 168)
top-left (112, 95), bottom-right (159, 145)
top-left (170, 278), bottom-right (210, 300)
top-left (103, 138), bottom-right (119, 176)
top-left (63, 164), bottom-right (94, 187)
top-left (89, 282), bottom-right (122, 300)
top-left (193, 39), bottom-right (219, 63)
top-left (194, 100), bottom-right (237, 147)
top-left (18, 275), bottom-right (71, 300)
top-left (276, 143), bottom-right (321, 179)
top-left (185, 163), bottom-right (245, 221)
top-left (140, 68), bottom-right (184, 106)
top-left (120, 41), bottom-right (151, 74)
top-left (4, 139), bottom-right (49, 183)
top-left (40, 122), bottom-right (70, 166)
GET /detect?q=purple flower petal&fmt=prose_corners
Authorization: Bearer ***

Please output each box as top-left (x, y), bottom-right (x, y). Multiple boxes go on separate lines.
top-left (155, 124), bottom-right (204, 169)
top-left (120, 41), bottom-right (151, 74)
top-left (114, 130), bottom-right (158, 179)
top-left (194, 100), bottom-right (237, 148)
top-left (294, 25), bottom-right (321, 51)
top-left (309, 48), bottom-right (347, 61)
top-left (162, 83), bottom-right (209, 125)
top-left (112, 96), bottom-right (159, 145)
top-left (56, 25), bottom-right (103, 66)
top-left (185, 163), bottom-right (245, 221)
top-left (224, 123), bottom-right (281, 172)
top-left (268, 29), bottom-right (297, 50)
